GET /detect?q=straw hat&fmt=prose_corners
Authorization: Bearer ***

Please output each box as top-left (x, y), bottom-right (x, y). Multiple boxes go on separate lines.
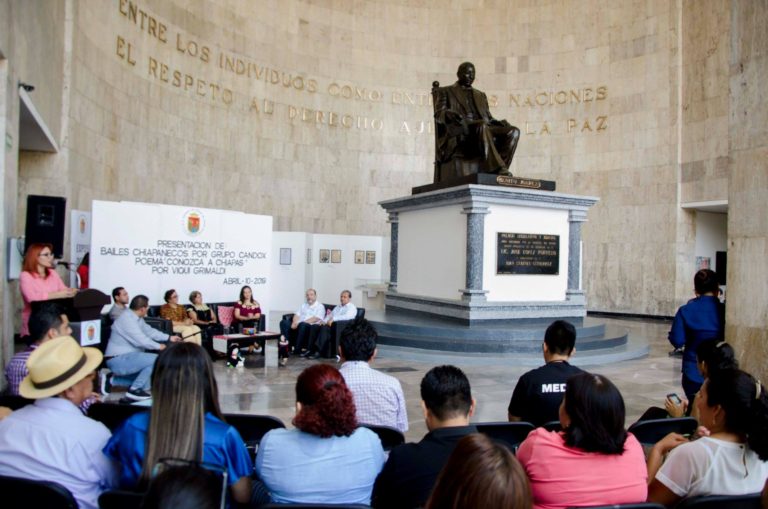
top-left (20, 336), bottom-right (103, 399)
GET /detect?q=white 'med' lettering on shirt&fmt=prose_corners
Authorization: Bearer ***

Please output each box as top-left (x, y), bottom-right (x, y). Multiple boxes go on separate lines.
top-left (541, 383), bottom-right (567, 393)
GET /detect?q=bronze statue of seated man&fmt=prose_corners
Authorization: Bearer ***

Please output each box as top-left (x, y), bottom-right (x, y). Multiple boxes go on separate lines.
top-left (433, 62), bottom-right (520, 182)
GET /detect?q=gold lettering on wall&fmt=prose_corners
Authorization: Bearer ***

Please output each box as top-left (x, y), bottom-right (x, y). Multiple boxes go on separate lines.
top-left (176, 33), bottom-right (210, 63)
top-left (116, 35), bottom-right (136, 66)
top-left (509, 86), bottom-right (608, 107)
top-left (118, 0), bottom-right (167, 43)
top-left (113, 1), bottom-right (609, 136)
top-left (147, 56), bottom-right (233, 104)
top-left (328, 83), bottom-right (383, 102)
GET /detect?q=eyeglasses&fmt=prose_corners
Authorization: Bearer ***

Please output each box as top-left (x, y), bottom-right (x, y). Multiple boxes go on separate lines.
top-left (38, 252), bottom-right (53, 257)
top-left (152, 458), bottom-right (227, 508)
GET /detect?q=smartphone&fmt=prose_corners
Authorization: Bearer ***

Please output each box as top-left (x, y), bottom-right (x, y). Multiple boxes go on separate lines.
top-left (667, 393), bottom-right (682, 405)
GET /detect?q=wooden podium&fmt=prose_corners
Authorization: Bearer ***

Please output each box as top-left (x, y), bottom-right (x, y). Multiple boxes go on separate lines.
top-left (32, 289), bottom-right (111, 346)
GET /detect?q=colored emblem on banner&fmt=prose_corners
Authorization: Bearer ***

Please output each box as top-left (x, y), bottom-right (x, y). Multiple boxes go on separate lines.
top-left (183, 210), bottom-right (205, 236)
top-left (86, 324), bottom-right (96, 341)
top-left (78, 215), bottom-right (87, 234)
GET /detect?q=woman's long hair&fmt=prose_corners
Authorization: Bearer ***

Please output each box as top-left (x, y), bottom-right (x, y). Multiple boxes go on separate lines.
top-left (696, 340), bottom-right (738, 378)
top-left (293, 364), bottom-right (357, 438)
top-left (706, 368), bottom-right (768, 460)
top-left (563, 372), bottom-right (628, 454)
top-left (140, 343), bottom-right (224, 483)
top-left (22, 243), bottom-right (53, 276)
top-left (426, 433), bottom-right (532, 509)
top-left (238, 285), bottom-right (254, 305)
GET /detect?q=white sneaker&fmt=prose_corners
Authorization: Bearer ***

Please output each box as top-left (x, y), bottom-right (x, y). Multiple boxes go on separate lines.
top-left (126, 389), bottom-right (151, 401)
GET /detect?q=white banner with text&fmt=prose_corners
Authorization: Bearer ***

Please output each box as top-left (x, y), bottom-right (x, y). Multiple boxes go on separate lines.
top-left (90, 200), bottom-right (272, 308)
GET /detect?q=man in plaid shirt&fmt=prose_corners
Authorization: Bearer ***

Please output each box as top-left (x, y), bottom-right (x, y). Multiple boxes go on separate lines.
top-left (338, 319), bottom-right (408, 433)
top-left (5, 304), bottom-right (72, 394)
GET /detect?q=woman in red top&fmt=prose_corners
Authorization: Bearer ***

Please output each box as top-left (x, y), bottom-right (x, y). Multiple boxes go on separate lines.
top-left (76, 253), bottom-right (89, 289)
top-left (233, 285), bottom-right (262, 354)
top-left (19, 243), bottom-right (77, 337)
top-left (233, 285), bottom-right (261, 329)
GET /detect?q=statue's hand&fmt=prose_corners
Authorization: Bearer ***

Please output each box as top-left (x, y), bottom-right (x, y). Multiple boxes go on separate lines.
top-left (445, 110), bottom-right (463, 124)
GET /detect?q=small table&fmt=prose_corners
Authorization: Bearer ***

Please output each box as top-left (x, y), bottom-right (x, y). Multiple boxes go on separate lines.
top-left (213, 332), bottom-right (281, 367)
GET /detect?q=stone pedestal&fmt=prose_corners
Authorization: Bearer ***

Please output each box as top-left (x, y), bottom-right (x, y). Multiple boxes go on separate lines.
top-left (379, 184), bottom-right (598, 323)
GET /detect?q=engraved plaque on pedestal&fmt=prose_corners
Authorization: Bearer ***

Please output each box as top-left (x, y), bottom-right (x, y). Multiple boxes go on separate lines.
top-left (497, 233), bottom-right (560, 275)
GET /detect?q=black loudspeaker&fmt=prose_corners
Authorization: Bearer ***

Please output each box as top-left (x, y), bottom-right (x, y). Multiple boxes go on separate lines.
top-left (715, 251), bottom-right (727, 286)
top-left (24, 195), bottom-right (67, 258)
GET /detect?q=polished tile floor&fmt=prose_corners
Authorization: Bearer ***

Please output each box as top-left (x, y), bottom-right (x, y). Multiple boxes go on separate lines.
top-left (215, 316), bottom-right (681, 441)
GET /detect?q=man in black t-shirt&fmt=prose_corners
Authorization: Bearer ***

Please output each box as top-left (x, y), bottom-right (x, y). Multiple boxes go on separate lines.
top-left (507, 320), bottom-right (584, 426)
top-left (372, 365), bottom-right (477, 509)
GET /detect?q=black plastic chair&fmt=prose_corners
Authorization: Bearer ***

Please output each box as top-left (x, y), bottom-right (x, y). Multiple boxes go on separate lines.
top-left (360, 424), bottom-right (405, 451)
top-left (0, 395), bottom-right (34, 410)
top-left (261, 505), bottom-right (372, 509)
top-left (144, 316), bottom-right (173, 335)
top-left (541, 420), bottom-right (562, 432)
top-left (569, 503), bottom-right (665, 509)
top-left (475, 421), bottom-right (535, 452)
top-left (224, 413), bottom-right (286, 459)
top-left (675, 493), bottom-right (762, 509)
top-left (88, 402), bottom-right (146, 432)
top-left (0, 474), bottom-right (78, 508)
top-left (98, 489), bottom-right (145, 509)
top-left (328, 308), bottom-right (365, 358)
top-left (627, 417), bottom-right (698, 445)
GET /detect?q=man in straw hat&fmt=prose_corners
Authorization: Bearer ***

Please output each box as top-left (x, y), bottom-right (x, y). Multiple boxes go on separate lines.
top-left (0, 336), bottom-right (117, 509)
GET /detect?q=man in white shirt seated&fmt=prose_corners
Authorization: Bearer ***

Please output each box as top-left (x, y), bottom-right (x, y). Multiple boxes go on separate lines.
top-left (339, 319), bottom-right (408, 432)
top-left (0, 336), bottom-right (118, 509)
top-left (279, 288), bottom-right (326, 360)
top-left (312, 289), bottom-right (358, 359)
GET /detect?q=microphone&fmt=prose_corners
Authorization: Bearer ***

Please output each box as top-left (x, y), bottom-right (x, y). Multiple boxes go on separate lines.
top-left (54, 259), bottom-right (73, 269)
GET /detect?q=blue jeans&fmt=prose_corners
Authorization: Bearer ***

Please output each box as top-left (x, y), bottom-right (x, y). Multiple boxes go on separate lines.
top-left (106, 352), bottom-right (158, 391)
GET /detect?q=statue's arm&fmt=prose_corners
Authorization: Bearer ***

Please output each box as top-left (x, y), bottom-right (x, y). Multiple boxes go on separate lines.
top-left (474, 89), bottom-right (510, 127)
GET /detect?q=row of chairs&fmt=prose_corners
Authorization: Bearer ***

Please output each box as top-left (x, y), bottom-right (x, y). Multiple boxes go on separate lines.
top-left (0, 395), bottom-right (698, 454)
top-left (0, 396), bottom-right (404, 456)
top-left (0, 408), bottom-right (758, 508)
top-left (474, 417), bottom-right (699, 452)
top-left (0, 474), bottom-right (762, 509)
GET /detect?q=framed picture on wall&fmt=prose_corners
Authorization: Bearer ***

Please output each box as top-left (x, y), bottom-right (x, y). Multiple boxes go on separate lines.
top-left (279, 248), bottom-right (292, 265)
top-left (354, 250), bottom-right (365, 264)
top-left (319, 249), bottom-right (330, 263)
top-left (307, 248), bottom-right (311, 264)
top-left (365, 251), bottom-right (376, 264)
top-left (696, 256), bottom-right (711, 270)
top-left (331, 249), bottom-right (342, 263)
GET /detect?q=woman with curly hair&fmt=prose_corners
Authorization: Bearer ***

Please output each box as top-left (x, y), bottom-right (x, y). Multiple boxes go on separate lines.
top-left (255, 364), bottom-right (385, 504)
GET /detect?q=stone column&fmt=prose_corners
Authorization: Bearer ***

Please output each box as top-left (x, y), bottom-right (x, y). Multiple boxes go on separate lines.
top-left (387, 212), bottom-right (398, 292)
top-left (460, 204), bottom-right (490, 302)
top-left (567, 209), bottom-right (587, 301)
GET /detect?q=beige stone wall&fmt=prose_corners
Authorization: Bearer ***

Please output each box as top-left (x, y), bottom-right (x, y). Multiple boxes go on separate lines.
top-left (4, 0), bottom-right (753, 326)
top-left (55, 0), bottom-right (693, 316)
top-left (0, 1), bottom-right (67, 385)
top-left (725, 0), bottom-right (768, 383)
top-left (679, 0), bottom-right (730, 206)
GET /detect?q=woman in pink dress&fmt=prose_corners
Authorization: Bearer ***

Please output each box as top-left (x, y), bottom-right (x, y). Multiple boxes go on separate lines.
top-left (517, 372), bottom-right (647, 509)
top-left (19, 243), bottom-right (77, 337)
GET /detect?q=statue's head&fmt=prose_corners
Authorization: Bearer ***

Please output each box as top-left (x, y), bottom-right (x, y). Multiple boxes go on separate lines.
top-left (457, 62), bottom-right (475, 87)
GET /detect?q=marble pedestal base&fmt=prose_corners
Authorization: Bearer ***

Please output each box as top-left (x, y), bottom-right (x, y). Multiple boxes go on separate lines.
top-left (379, 184), bottom-right (598, 324)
